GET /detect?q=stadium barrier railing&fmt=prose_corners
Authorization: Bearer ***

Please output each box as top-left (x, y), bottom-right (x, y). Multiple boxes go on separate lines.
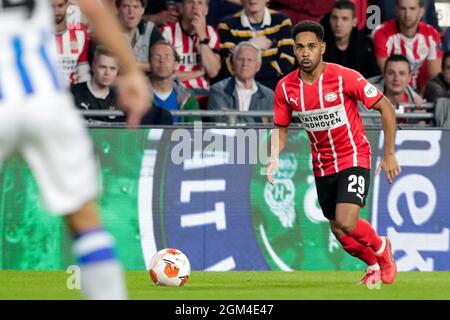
top-left (79, 102), bottom-right (436, 127)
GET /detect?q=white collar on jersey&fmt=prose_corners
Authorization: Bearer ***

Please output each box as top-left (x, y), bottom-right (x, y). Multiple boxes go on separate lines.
top-left (240, 7), bottom-right (272, 30)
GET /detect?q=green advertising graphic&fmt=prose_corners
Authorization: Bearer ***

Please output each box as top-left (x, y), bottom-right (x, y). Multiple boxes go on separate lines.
top-left (0, 128), bottom-right (376, 271)
top-left (0, 129), bottom-right (149, 270)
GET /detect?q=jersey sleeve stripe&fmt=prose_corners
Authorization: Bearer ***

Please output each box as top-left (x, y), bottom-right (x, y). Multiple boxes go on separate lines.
top-left (281, 81), bottom-right (290, 105)
top-left (12, 36), bottom-right (34, 95)
top-left (339, 75), bottom-right (358, 167)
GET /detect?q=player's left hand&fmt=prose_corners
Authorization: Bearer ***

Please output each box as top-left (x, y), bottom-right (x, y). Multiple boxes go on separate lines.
top-left (376, 153), bottom-right (400, 184)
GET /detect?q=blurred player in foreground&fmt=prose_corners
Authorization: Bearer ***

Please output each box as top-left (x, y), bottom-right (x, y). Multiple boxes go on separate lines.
top-left (0, 0), bottom-right (150, 299)
top-left (266, 21), bottom-right (400, 285)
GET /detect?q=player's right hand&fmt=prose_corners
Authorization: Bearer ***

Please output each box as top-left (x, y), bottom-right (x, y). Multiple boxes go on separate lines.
top-left (265, 158), bottom-right (279, 185)
top-left (116, 70), bottom-right (151, 128)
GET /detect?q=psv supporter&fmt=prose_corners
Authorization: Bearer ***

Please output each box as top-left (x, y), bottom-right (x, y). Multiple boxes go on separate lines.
top-left (266, 21), bottom-right (401, 286)
top-left (372, 0), bottom-right (442, 91)
top-left (161, 0), bottom-right (221, 94)
top-left (53, 0), bottom-right (91, 85)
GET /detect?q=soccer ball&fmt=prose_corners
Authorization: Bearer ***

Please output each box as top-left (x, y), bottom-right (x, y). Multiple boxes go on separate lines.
top-left (149, 248), bottom-right (191, 287)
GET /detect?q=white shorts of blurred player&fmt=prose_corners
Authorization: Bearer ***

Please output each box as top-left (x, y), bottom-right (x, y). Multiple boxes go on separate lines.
top-left (0, 92), bottom-right (99, 215)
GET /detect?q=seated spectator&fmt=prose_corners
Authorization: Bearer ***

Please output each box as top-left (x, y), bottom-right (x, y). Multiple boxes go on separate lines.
top-left (424, 51), bottom-right (450, 101)
top-left (71, 46), bottom-right (125, 123)
top-left (360, 54), bottom-right (425, 126)
top-left (375, 0), bottom-right (441, 31)
top-left (148, 40), bottom-right (201, 123)
top-left (53, 0), bottom-right (91, 85)
top-left (269, 0), bottom-right (335, 25)
top-left (144, 0), bottom-right (181, 27)
top-left (323, 0), bottom-right (379, 78)
top-left (208, 42), bottom-right (274, 124)
top-left (217, 0), bottom-right (295, 90)
top-left (372, 0), bottom-right (442, 92)
top-left (161, 0), bottom-right (221, 96)
top-left (117, 0), bottom-right (163, 73)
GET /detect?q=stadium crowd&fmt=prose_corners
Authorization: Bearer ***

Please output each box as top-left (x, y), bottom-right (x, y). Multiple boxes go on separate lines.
top-left (56, 0), bottom-right (450, 126)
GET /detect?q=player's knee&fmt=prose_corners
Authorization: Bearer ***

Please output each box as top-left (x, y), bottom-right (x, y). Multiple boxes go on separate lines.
top-left (334, 220), bottom-right (356, 235)
top-left (330, 223), bottom-right (345, 238)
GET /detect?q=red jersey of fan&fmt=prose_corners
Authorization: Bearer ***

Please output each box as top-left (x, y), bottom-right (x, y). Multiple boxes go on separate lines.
top-left (274, 63), bottom-right (383, 177)
top-left (372, 20), bottom-right (442, 89)
top-left (54, 25), bottom-right (91, 85)
top-left (161, 21), bottom-right (220, 91)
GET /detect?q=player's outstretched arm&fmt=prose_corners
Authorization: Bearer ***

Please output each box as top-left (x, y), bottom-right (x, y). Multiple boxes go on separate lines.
top-left (266, 126), bottom-right (288, 185)
top-left (372, 96), bottom-right (401, 184)
top-left (77, 0), bottom-right (150, 127)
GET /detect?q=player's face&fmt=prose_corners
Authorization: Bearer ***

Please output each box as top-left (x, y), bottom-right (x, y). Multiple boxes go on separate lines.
top-left (396, 0), bottom-right (424, 29)
top-left (294, 32), bottom-right (326, 74)
top-left (384, 61), bottom-right (411, 95)
top-left (149, 44), bottom-right (178, 79)
top-left (330, 8), bottom-right (357, 39)
top-left (443, 56), bottom-right (450, 85)
top-left (233, 46), bottom-right (261, 82)
top-left (181, 0), bottom-right (208, 21)
top-left (52, 0), bottom-right (69, 25)
top-left (118, 0), bottom-right (145, 29)
top-left (92, 55), bottom-right (120, 88)
top-left (242, 0), bottom-right (269, 15)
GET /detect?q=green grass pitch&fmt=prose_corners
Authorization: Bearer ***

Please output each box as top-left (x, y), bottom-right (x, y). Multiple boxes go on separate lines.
top-left (1, 271), bottom-right (450, 300)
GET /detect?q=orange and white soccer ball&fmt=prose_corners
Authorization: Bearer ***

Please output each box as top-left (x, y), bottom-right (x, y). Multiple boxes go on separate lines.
top-left (149, 248), bottom-right (191, 287)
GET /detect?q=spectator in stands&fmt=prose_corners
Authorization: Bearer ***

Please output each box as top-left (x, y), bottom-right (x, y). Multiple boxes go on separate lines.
top-left (144, 0), bottom-right (181, 27)
top-left (375, 0), bottom-right (441, 31)
top-left (208, 42), bottom-right (274, 124)
top-left (117, 0), bottom-right (163, 73)
top-left (269, 0), bottom-right (335, 25)
top-left (53, 0), bottom-right (91, 85)
top-left (424, 51), bottom-right (450, 102)
top-left (161, 0), bottom-right (221, 96)
top-left (217, 0), bottom-right (295, 90)
top-left (323, 0), bottom-right (379, 78)
top-left (372, 0), bottom-right (442, 92)
top-left (147, 40), bottom-right (201, 123)
top-left (360, 54), bottom-right (426, 126)
top-left (71, 46), bottom-right (125, 123)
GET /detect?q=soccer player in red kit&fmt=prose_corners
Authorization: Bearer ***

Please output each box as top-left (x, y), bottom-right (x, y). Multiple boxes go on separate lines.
top-left (266, 21), bottom-right (401, 285)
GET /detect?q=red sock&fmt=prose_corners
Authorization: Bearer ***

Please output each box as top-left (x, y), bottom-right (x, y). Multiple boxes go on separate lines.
top-left (350, 218), bottom-right (383, 252)
top-left (337, 234), bottom-right (378, 266)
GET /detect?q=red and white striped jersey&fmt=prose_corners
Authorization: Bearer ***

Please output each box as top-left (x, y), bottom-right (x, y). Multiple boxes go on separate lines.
top-left (274, 63), bottom-right (383, 177)
top-left (54, 25), bottom-right (91, 85)
top-left (161, 21), bottom-right (220, 91)
top-left (372, 20), bottom-right (442, 89)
